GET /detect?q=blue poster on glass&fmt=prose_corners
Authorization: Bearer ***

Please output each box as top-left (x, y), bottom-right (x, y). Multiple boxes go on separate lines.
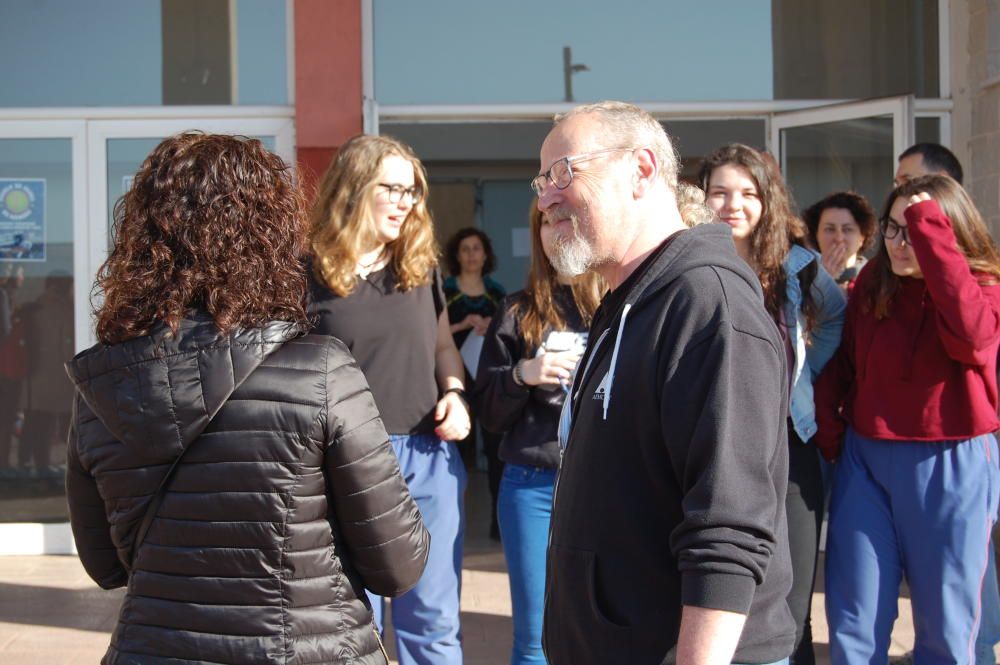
top-left (0, 179), bottom-right (46, 261)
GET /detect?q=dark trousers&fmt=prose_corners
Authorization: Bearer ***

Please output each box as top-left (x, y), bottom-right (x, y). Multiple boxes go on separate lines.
top-left (482, 427), bottom-right (504, 538)
top-left (20, 409), bottom-right (68, 469)
top-left (786, 427), bottom-right (825, 665)
top-left (0, 378), bottom-right (19, 467)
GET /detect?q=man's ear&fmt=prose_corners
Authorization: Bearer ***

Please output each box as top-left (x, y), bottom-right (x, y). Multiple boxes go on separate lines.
top-left (633, 148), bottom-right (658, 198)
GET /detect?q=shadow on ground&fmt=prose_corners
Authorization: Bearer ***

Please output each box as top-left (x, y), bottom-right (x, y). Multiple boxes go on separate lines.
top-left (0, 582), bottom-right (123, 632)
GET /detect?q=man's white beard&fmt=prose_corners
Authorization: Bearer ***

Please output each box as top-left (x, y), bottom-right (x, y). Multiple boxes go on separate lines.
top-left (546, 213), bottom-right (596, 277)
top-left (549, 233), bottom-right (593, 277)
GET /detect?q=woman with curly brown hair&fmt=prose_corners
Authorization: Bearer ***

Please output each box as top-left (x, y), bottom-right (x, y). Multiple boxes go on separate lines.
top-left (699, 143), bottom-right (846, 665)
top-left (65, 132), bottom-right (428, 665)
top-left (307, 134), bottom-right (470, 665)
top-left (802, 191), bottom-right (878, 294)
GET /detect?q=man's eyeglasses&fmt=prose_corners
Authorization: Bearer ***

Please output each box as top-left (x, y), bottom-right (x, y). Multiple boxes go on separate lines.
top-left (530, 148), bottom-right (634, 197)
top-left (378, 183), bottom-right (424, 205)
top-left (879, 217), bottom-right (911, 244)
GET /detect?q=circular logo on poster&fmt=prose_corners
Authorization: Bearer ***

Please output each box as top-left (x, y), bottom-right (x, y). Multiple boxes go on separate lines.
top-left (0, 183), bottom-right (35, 221)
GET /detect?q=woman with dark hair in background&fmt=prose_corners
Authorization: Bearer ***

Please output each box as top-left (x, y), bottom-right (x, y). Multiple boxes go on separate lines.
top-left (802, 191), bottom-right (877, 294)
top-left (65, 132), bottom-right (428, 664)
top-left (699, 143), bottom-right (845, 665)
top-left (308, 134), bottom-right (470, 665)
top-left (816, 174), bottom-right (1000, 665)
top-left (443, 226), bottom-right (506, 539)
top-left (474, 201), bottom-right (604, 665)
top-left (444, 227), bottom-right (506, 347)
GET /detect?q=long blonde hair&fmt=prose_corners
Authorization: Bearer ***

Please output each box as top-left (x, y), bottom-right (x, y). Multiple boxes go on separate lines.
top-left (513, 201), bottom-right (606, 352)
top-left (309, 134), bottom-right (438, 296)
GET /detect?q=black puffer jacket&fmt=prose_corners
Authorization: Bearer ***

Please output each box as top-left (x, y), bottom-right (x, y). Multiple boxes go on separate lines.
top-left (64, 316), bottom-right (429, 665)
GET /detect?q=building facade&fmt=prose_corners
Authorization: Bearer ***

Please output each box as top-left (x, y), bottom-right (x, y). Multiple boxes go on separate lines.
top-left (0, 0), bottom-right (994, 552)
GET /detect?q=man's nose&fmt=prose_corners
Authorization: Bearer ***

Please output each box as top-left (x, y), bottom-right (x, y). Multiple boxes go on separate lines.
top-left (538, 185), bottom-right (559, 211)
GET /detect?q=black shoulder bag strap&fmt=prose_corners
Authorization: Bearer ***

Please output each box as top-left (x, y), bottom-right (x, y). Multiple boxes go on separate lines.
top-left (129, 444), bottom-right (191, 569)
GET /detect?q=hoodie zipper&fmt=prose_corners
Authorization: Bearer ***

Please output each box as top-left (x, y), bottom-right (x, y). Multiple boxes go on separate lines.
top-left (544, 327), bottom-right (612, 623)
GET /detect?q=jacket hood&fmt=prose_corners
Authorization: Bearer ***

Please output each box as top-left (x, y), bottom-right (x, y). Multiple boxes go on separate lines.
top-left (621, 223), bottom-right (761, 312)
top-left (65, 315), bottom-right (302, 459)
top-left (583, 223), bottom-right (762, 423)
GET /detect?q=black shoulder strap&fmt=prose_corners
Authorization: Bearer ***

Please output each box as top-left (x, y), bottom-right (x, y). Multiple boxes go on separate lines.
top-left (129, 444), bottom-right (191, 569)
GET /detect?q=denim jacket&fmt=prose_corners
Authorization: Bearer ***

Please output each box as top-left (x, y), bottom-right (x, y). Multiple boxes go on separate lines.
top-left (783, 244), bottom-right (846, 442)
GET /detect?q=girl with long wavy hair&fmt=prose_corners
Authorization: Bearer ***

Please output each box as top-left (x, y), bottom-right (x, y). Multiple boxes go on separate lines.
top-left (815, 174), bottom-right (1000, 665)
top-left (474, 200), bottom-right (604, 665)
top-left (307, 134), bottom-right (470, 665)
top-left (698, 143), bottom-right (846, 665)
top-left (66, 133), bottom-right (428, 664)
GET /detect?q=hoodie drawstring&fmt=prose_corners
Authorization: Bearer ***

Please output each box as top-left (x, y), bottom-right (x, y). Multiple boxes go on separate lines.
top-left (603, 303), bottom-right (631, 421)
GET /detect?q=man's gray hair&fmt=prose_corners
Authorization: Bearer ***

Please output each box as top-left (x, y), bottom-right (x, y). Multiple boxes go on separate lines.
top-left (554, 101), bottom-right (680, 191)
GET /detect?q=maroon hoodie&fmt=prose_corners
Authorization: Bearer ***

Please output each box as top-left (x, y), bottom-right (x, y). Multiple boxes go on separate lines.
top-left (815, 199), bottom-right (1000, 461)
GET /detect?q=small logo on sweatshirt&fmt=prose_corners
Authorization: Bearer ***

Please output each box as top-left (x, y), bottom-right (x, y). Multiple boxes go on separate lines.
top-left (592, 371), bottom-right (610, 401)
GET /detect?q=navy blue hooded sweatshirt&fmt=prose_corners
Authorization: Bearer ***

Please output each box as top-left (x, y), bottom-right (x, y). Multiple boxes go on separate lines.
top-left (543, 223), bottom-right (795, 665)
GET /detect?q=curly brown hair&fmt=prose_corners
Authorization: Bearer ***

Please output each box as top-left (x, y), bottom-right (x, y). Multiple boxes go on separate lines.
top-left (698, 143), bottom-right (818, 330)
top-left (95, 132), bottom-right (310, 344)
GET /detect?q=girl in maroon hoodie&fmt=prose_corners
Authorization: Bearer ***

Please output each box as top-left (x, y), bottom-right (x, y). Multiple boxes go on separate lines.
top-left (815, 174), bottom-right (1000, 665)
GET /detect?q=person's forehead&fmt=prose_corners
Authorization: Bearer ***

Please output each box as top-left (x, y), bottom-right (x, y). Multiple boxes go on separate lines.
top-left (897, 153), bottom-right (928, 175)
top-left (889, 195), bottom-right (911, 221)
top-left (540, 114), bottom-right (606, 165)
top-left (380, 154), bottom-right (415, 181)
top-left (820, 208), bottom-right (857, 225)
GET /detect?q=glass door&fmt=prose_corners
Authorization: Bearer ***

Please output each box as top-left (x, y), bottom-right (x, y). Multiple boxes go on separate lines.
top-left (0, 120), bottom-right (85, 525)
top-left (770, 96), bottom-right (914, 214)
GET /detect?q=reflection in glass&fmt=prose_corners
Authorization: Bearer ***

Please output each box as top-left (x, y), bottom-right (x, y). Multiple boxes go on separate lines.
top-left (0, 139), bottom-right (74, 522)
top-left (781, 117), bottom-right (894, 217)
top-left (0, 0), bottom-right (287, 107)
top-left (772, 0), bottom-right (938, 99)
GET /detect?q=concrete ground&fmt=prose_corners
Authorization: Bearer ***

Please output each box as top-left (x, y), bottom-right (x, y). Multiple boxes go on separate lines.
top-left (0, 470), bottom-right (923, 664)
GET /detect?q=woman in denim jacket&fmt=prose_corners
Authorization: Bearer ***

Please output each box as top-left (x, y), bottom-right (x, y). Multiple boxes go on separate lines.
top-left (700, 144), bottom-right (845, 665)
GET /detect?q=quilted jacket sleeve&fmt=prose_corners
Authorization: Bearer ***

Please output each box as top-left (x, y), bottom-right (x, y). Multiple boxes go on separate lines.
top-left (322, 338), bottom-right (430, 597)
top-left (65, 394), bottom-right (128, 590)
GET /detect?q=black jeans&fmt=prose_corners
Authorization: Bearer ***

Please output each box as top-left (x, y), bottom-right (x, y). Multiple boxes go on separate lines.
top-left (786, 426), bottom-right (825, 665)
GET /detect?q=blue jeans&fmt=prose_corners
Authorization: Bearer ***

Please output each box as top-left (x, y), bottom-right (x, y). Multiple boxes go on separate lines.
top-left (498, 463), bottom-right (556, 665)
top-left (368, 433), bottom-right (467, 665)
top-left (826, 429), bottom-right (999, 665)
top-left (976, 533), bottom-right (1000, 665)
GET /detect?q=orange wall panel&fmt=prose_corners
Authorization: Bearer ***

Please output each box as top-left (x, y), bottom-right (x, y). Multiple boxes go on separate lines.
top-left (294, 0), bottom-right (363, 189)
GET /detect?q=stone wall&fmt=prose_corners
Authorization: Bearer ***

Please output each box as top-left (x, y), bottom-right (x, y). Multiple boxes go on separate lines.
top-left (966, 0), bottom-right (1000, 232)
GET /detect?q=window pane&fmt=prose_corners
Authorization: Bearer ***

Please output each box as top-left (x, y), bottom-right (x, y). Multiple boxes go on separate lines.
top-left (374, 0), bottom-right (939, 105)
top-left (0, 0), bottom-right (287, 107)
top-left (916, 116), bottom-right (942, 144)
top-left (374, 0), bottom-right (774, 104)
top-left (0, 139), bottom-right (75, 522)
top-left (772, 0), bottom-right (938, 99)
top-left (780, 117), bottom-right (894, 215)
